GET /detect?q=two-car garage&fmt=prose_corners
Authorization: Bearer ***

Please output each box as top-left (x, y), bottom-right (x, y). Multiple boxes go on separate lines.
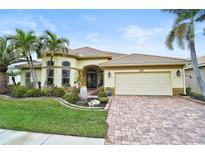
top-left (115, 72), bottom-right (172, 96)
top-left (101, 53), bottom-right (186, 96)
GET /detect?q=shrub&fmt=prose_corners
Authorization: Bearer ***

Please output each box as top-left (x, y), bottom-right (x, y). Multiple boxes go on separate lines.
top-left (186, 87), bottom-right (192, 95)
top-left (41, 88), bottom-right (53, 96)
top-left (76, 100), bottom-right (87, 106)
top-left (53, 87), bottom-right (65, 97)
top-left (26, 89), bottom-right (42, 97)
top-left (71, 87), bottom-right (80, 94)
top-left (98, 87), bottom-right (107, 97)
top-left (98, 97), bottom-right (109, 104)
top-left (63, 93), bottom-right (80, 104)
top-left (190, 93), bottom-right (205, 102)
top-left (12, 86), bottom-right (28, 98)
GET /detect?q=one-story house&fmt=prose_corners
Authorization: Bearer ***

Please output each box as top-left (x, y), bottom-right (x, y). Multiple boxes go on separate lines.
top-left (16, 47), bottom-right (188, 96)
top-left (185, 56), bottom-right (205, 94)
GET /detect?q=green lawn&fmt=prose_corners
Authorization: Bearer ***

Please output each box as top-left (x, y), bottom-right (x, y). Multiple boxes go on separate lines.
top-left (0, 98), bottom-right (107, 138)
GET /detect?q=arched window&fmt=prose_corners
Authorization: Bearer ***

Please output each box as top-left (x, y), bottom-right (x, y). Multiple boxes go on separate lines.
top-left (62, 61), bottom-right (70, 87)
top-left (47, 60), bottom-right (54, 85)
top-left (62, 61), bottom-right (70, 67)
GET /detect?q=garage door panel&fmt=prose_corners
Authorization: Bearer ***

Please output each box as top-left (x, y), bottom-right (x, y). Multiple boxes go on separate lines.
top-left (115, 72), bottom-right (172, 95)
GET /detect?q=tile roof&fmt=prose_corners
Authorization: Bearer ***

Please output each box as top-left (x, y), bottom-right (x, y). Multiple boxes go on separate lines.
top-left (100, 53), bottom-right (188, 66)
top-left (73, 47), bottom-right (111, 58)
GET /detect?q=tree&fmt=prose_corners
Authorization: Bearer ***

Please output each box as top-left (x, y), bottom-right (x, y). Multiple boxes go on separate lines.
top-left (163, 9), bottom-right (205, 96)
top-left (9, 29), bottom-right (40, 88)
top-left (0, 37), bottom-right (15, 94)
top-left (40, 30), bottom-right (69, 86)
top-left (7, 70), bottom-right (21, 85)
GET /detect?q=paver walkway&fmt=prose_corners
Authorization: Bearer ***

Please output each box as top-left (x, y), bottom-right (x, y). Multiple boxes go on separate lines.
top-left (105, 96), bottom-right (205, 145)
top-left (0, 129), bottom-right (105, 145)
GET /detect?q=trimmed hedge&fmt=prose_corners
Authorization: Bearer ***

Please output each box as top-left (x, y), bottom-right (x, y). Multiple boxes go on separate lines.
top-left (98, 97), bottom-right (109, 104)
top-left (53, 87), bottom-right (65, 97)
top-left (63, 93), bottom-right (80, 104)
top-left (12, 86), bottom-right (28, 98)
top-left (26, 89), bottom-right (42, 97)
top-left (98, 88), bottom-right (107, 97)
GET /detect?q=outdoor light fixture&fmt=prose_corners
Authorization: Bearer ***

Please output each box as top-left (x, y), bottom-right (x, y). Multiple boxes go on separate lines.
top-left (176, 70), bottom-right (181, 77)
top-left (108, 72), bottom-right (111, 78)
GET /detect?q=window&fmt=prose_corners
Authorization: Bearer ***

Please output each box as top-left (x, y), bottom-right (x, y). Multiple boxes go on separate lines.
top-left (25, 72), bottom-right (31, 86)
top-left (62, 61), bottom-right (70, 67)
top-left (47, 60), bottom-right (54, 66)
top-left (46, 60), bottom-right (54, 85)
top-left (62, 61), bottom-right (70, 86)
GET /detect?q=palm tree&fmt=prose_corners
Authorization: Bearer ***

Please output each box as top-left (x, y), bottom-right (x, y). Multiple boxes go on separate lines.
top-left (40, 30), bottom-right (69, 86)
top-left (7, 70), bottom-right (21, 85)
top-left (9, 29), bottom-right (39, 88)
top-left (163, 9), bottom-right (205, 96)
top-left (0, 37), bottom-right (15, 94)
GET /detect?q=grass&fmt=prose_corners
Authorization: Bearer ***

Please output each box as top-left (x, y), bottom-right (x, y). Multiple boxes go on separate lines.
top-left (0, 98), bottom-right (107, 138)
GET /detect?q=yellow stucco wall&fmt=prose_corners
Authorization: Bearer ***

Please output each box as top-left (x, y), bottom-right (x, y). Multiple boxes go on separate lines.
top-left (77, 59), bottom-right (108, 69)
top-left (41, 56), bottom-right (79, 87)
top-left (21, 69), bottom-right (42, 86)
top-left (20, 55), bottom-right (185, 95)
top-left (20, 56), bottom-right (108, 87)
top-left (103, 65), bottom-right (185, 95)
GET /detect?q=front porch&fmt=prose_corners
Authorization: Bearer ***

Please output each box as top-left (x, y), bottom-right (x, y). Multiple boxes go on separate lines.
top-left (81, 65), bottom-right (103, 90)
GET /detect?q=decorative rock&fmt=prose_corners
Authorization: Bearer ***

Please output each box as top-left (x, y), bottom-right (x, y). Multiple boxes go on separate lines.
top-left (88, 99), bottom-right (100, 107)
top-left (88, 95), bottom-right (98, 99)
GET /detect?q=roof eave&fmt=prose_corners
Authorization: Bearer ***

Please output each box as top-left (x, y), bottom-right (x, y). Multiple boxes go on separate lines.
top-left (100, 62), bottom-right (187, 67)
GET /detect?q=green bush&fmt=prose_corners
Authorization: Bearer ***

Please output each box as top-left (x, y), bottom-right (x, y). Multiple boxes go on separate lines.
top-left (98, 87), bottom-right (107, 97)
top-left (190, 93), bottom-right (205, 102)
top-left (98, 97), bottom-right (109, 104)
top-left (63, 93), bottom-right (80, 104)
top-left (53, 87), bottom-right (65, 97)
top-left (12, 86), bottom-right (28, 98)
top-left (26, 89), bottom-right (42, 97)
top-left (41, 88), bottom-right (53, 96)
top-left (186, 87), bottom-right (192, 95)
top-left (76, 100), bottom-right (87, 106)
top-left (71, 87), bottom-right (80, 94)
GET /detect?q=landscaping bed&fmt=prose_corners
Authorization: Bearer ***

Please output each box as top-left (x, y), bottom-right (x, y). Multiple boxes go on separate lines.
top-left (0, 97), bottom-right (107, 138)
top-left (6, 85), bottom-right (110, 109)
top-left (185, 87), bottom-right (205, 103)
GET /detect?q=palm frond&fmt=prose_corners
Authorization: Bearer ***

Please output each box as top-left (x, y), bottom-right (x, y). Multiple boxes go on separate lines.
top-left (195, 10), bottom-right (205, 22)
top-left (174, 23), bottom-right (188, 49)
top-left (165, 28), bottom-right (175, 50)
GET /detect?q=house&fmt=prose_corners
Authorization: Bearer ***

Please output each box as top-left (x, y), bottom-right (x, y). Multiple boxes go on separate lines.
top-left (185, 56), bottom-right (205, 94)
top-left (16, 47), bottom-right (188, 96)
top-left (7, 64), bottom-right (21, 85)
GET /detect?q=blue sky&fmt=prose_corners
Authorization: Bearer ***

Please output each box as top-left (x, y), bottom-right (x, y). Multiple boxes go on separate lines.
top-left (0, 9), bottom-right (205, 58)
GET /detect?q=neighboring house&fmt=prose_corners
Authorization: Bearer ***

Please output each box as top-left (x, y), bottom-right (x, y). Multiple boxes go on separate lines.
top-left (185, 56), bottom-right (205, 94)
top-left (16, 47), bottom-right (188, 96)
top-left (7, 62), bottom-right (26, 85)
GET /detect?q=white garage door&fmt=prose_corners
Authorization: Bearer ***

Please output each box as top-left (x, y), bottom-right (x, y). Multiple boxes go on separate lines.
top-left (115, 72), bottom-right (172, 95)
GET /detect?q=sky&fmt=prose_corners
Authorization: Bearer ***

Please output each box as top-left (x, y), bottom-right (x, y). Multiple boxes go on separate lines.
top-left (0, 9), bottom-right (205, 59)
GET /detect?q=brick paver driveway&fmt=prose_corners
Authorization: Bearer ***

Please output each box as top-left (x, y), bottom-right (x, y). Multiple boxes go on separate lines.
top-left (105, 96), bottom-right (205, 144)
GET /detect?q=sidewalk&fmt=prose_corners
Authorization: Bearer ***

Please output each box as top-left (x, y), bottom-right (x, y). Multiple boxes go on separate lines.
top-left (0, 129), bottom-right (105, 145)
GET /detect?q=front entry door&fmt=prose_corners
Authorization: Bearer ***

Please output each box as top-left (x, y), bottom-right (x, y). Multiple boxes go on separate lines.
top-left (87, 73), bottom-right (97, 88)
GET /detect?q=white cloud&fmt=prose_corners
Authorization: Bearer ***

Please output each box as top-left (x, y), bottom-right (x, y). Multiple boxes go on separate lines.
top-left (0, 18), bottom-right (37, 30)
top-left (121, 25), bottom-right (164, 42)
top-left (82, 14), bottom-right (96, 22)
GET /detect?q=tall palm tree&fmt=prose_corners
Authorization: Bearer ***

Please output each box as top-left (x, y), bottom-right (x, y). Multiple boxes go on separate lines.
top-left (40, 30), bottom-right (69, 86)
top-left (0, 37), bottom-right (15, 94)
top-left (9, 29), bottom-right (39, 88)
top-left (163, 9), bottom-right (205, 96)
